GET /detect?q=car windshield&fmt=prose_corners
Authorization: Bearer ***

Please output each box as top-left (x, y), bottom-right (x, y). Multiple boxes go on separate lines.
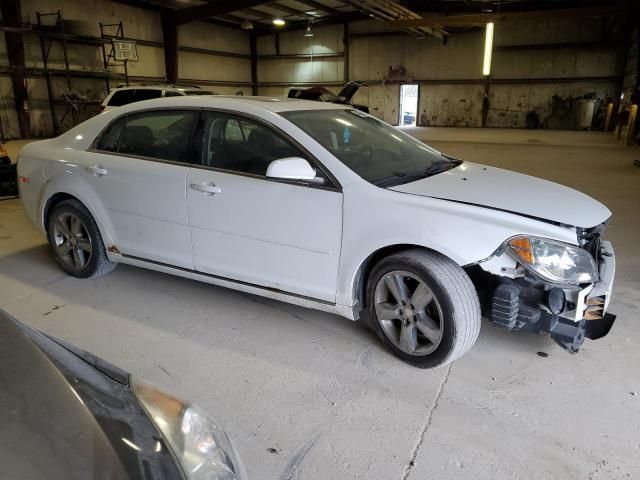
top-left (281, 109), bottom-right (457, 186)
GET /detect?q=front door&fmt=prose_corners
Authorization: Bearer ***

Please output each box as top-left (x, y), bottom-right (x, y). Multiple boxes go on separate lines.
top-left (83, 109), bottom-right (198, 268)
top-left (186, 111), bottom-right (343, 302)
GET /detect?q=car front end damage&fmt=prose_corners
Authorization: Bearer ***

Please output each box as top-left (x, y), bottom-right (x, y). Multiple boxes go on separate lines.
top-left (467, 222), bottom-right (616, 353)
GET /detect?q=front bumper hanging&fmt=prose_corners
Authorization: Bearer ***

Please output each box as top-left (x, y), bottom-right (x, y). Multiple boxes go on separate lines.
top-left (488, 241), bottom-right (616, 353)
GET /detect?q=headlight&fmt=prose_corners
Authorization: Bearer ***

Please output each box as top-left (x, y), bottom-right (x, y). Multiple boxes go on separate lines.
top-left (506, 235), bottom-right (598, 285)
top-left (133, 380), bottom-right (246, 480)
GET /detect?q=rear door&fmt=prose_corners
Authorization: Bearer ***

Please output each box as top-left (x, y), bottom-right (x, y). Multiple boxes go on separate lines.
top-left (186, 111), bottom-right (343, 302)
top-left (83, 109), bottom-right (198, 268)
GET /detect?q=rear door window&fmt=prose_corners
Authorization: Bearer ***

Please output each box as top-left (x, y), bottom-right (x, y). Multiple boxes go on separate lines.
top-left (117, 110), bottom-right (198, 163)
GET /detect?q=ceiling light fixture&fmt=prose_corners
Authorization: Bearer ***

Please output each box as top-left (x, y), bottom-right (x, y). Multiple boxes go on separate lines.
top-left (304, 24), bottom-right (314, 37)
top-left (241, 18), bottom-right (253, 30)
top-left (482, 22), bottom-right (494, 76)
top-left (273, 18), bottom-right (286, 26)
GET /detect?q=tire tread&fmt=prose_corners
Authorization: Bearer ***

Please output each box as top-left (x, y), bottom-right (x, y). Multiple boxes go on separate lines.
top-left (369, 248), bottom-right (481, 367)
top-left (48, 199), bottom-right (116, 278)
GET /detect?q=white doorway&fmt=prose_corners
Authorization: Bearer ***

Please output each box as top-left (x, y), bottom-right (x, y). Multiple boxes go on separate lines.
top-left (399, 84), bottom-right (419, 126)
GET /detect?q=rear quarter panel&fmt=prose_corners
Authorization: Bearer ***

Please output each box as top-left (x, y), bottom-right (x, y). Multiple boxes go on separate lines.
top-left (17, 121), bottom-right (118, 249)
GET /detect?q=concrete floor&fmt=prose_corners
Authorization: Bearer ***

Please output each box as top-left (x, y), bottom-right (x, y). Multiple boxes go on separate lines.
top-left (2, 129), bottom-right (639, 479)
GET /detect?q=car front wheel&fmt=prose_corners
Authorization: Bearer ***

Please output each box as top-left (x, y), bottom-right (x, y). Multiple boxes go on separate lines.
top-left (47, 199), bottom-right (116, 278)
top-left (366, 249), bottom-right (481, 368)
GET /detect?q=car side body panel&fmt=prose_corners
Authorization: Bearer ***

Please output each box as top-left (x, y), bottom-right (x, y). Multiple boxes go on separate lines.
top-left (80, 151), bottom-right (193, 269)
top-left (187, 167), bottom-right (343, 302)
top-left (334, 179), bottom-right (579, 308)
top-left (18, 96), bottom-right (603, 323)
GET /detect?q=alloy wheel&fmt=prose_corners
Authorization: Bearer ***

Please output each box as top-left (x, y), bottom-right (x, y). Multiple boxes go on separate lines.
top-left (52, 212), bottom-right (93, 271)
top-left (374, 270), bottom-right (444, 356)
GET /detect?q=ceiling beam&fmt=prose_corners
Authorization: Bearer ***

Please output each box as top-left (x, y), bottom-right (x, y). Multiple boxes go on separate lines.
top-left (295, 0), bottom-right (344, 17)
top-left (174, 0), bottom-right (271, 25)
top-left (390, 6), bottom-right (624, 29)
top-left (269, 2), bottom-right (307, 16)
top-left (242, 7), bottom-right (277, 19)
top-left (108, 0), bottom-right (170, 13)
top-left (255, 10), bottom-right (365, 35)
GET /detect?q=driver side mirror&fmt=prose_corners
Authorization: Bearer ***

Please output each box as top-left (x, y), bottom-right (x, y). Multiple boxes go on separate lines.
top-left (266, 157), bottom-right (324, 184)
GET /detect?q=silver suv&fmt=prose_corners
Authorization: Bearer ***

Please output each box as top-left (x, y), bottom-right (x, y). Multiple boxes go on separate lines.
top-left (101, 84), bottom-right (215, 111)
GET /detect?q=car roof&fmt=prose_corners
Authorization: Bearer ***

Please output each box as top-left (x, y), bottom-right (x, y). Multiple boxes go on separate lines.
top-left (113, 95), bottom-right (350, 113)
top-left (110, 85), bottom-right (204, 91)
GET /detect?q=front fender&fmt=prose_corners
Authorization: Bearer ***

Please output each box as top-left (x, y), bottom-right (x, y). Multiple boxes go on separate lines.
top-left (336, 180), bottom-right (578, 307)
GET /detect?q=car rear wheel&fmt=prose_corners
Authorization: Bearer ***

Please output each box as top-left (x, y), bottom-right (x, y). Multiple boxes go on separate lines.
top-left (366, 249), bottom-right (481, 368)
top-left (47, 199), bottom-right (116, 278)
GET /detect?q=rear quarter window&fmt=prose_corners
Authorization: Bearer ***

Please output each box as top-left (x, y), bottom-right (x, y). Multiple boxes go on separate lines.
top-left (95, 117), bottom-right (125, 152)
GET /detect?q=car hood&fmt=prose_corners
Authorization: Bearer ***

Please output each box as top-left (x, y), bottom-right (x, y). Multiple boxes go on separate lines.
top-left (0, 311), bottom-right (181, 480)
top-left (390, 162), bottom-right (611, 228)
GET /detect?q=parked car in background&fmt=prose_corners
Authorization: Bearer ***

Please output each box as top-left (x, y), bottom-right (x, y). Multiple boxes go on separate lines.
top-left (288, 81), bottom-right (369, 113)
top-left (18, 96), bottom-right (616, 368)
top-left (0, 141), bottom-right (18, 198)
top-left (101, 84), bottom-right (215, 112)
top-left (0, 309), bottom-right (245, 480)
top-left (402, 112), bottom-right (416, 125)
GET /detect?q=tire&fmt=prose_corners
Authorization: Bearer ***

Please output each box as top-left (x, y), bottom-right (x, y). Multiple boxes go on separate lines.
top-left (366, 248), bottom-right (481, 368)
top-left (47, 199), bottom-right (116, 278)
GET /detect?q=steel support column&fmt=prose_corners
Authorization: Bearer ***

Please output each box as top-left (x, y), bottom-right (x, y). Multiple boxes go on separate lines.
top-left (161, 14), bottom-right (178, 84)
top-left (343, 22), bottom-right (349, 83)
top-left (250, 31), bottom-right (258, 96)
top-left (1, 0), bottom-right (30, 138)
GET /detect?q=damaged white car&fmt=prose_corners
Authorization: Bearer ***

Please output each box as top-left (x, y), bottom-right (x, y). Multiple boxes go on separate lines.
top-left (17, 96), bottom-right (615, 368)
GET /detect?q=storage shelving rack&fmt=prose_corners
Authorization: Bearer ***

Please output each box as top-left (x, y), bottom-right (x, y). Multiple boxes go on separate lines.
top-left (0, 11), bottom-right (141, 136)
top-left (99, 21), bottom-right (131, 92)
top-left (35, 10), bottom-right (104, 134)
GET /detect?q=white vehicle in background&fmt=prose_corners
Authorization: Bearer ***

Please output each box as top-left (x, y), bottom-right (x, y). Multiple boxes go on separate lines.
top-left (17, 96), bottom-right (616, 368)
top-left (101, 84), bottom-right (215, 112)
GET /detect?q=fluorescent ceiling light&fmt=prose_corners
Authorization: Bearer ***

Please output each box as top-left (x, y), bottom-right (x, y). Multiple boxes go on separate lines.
top-left (482, 22), bottom-right (494, 76)
top-left (273, 18), bottom-right (286, 26)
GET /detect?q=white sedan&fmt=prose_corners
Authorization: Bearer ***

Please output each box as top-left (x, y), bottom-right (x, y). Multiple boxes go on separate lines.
top-left (18, 96), bottom-right (616, 368)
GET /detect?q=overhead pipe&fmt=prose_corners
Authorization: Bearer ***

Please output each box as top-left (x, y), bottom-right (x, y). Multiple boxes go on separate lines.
top-left (345, 0), bottom-right (446, 39)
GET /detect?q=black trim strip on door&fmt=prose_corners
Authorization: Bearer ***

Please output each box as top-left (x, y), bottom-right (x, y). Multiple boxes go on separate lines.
top-left (121, 253), bottom-right (335, 306)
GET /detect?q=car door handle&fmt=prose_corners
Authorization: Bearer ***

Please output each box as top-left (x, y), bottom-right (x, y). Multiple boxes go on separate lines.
top-left (87, 165), bottom-right (108, 176)
top-left (190, 182), bottom-right (222, 195)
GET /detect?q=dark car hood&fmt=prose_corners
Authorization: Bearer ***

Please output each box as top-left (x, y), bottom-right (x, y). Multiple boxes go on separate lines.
top-left (0, 312), bottom-right (180, 480)
top-left (0, 315), bottom-right (130, 479)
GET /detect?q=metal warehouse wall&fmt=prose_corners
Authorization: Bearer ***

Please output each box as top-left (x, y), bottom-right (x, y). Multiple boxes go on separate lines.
top-left (0, 2), bottom-right (626, 138)
top-left (0, 0), bottom-right (252, 138)
top-left (258, 18), bottom-right (622, 128)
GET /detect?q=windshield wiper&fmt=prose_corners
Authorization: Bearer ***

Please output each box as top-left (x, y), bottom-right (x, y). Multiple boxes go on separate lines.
top-left (373, 159), bottom-right (463, 188)
top-left (423, 158), bottom-right (462, 176)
